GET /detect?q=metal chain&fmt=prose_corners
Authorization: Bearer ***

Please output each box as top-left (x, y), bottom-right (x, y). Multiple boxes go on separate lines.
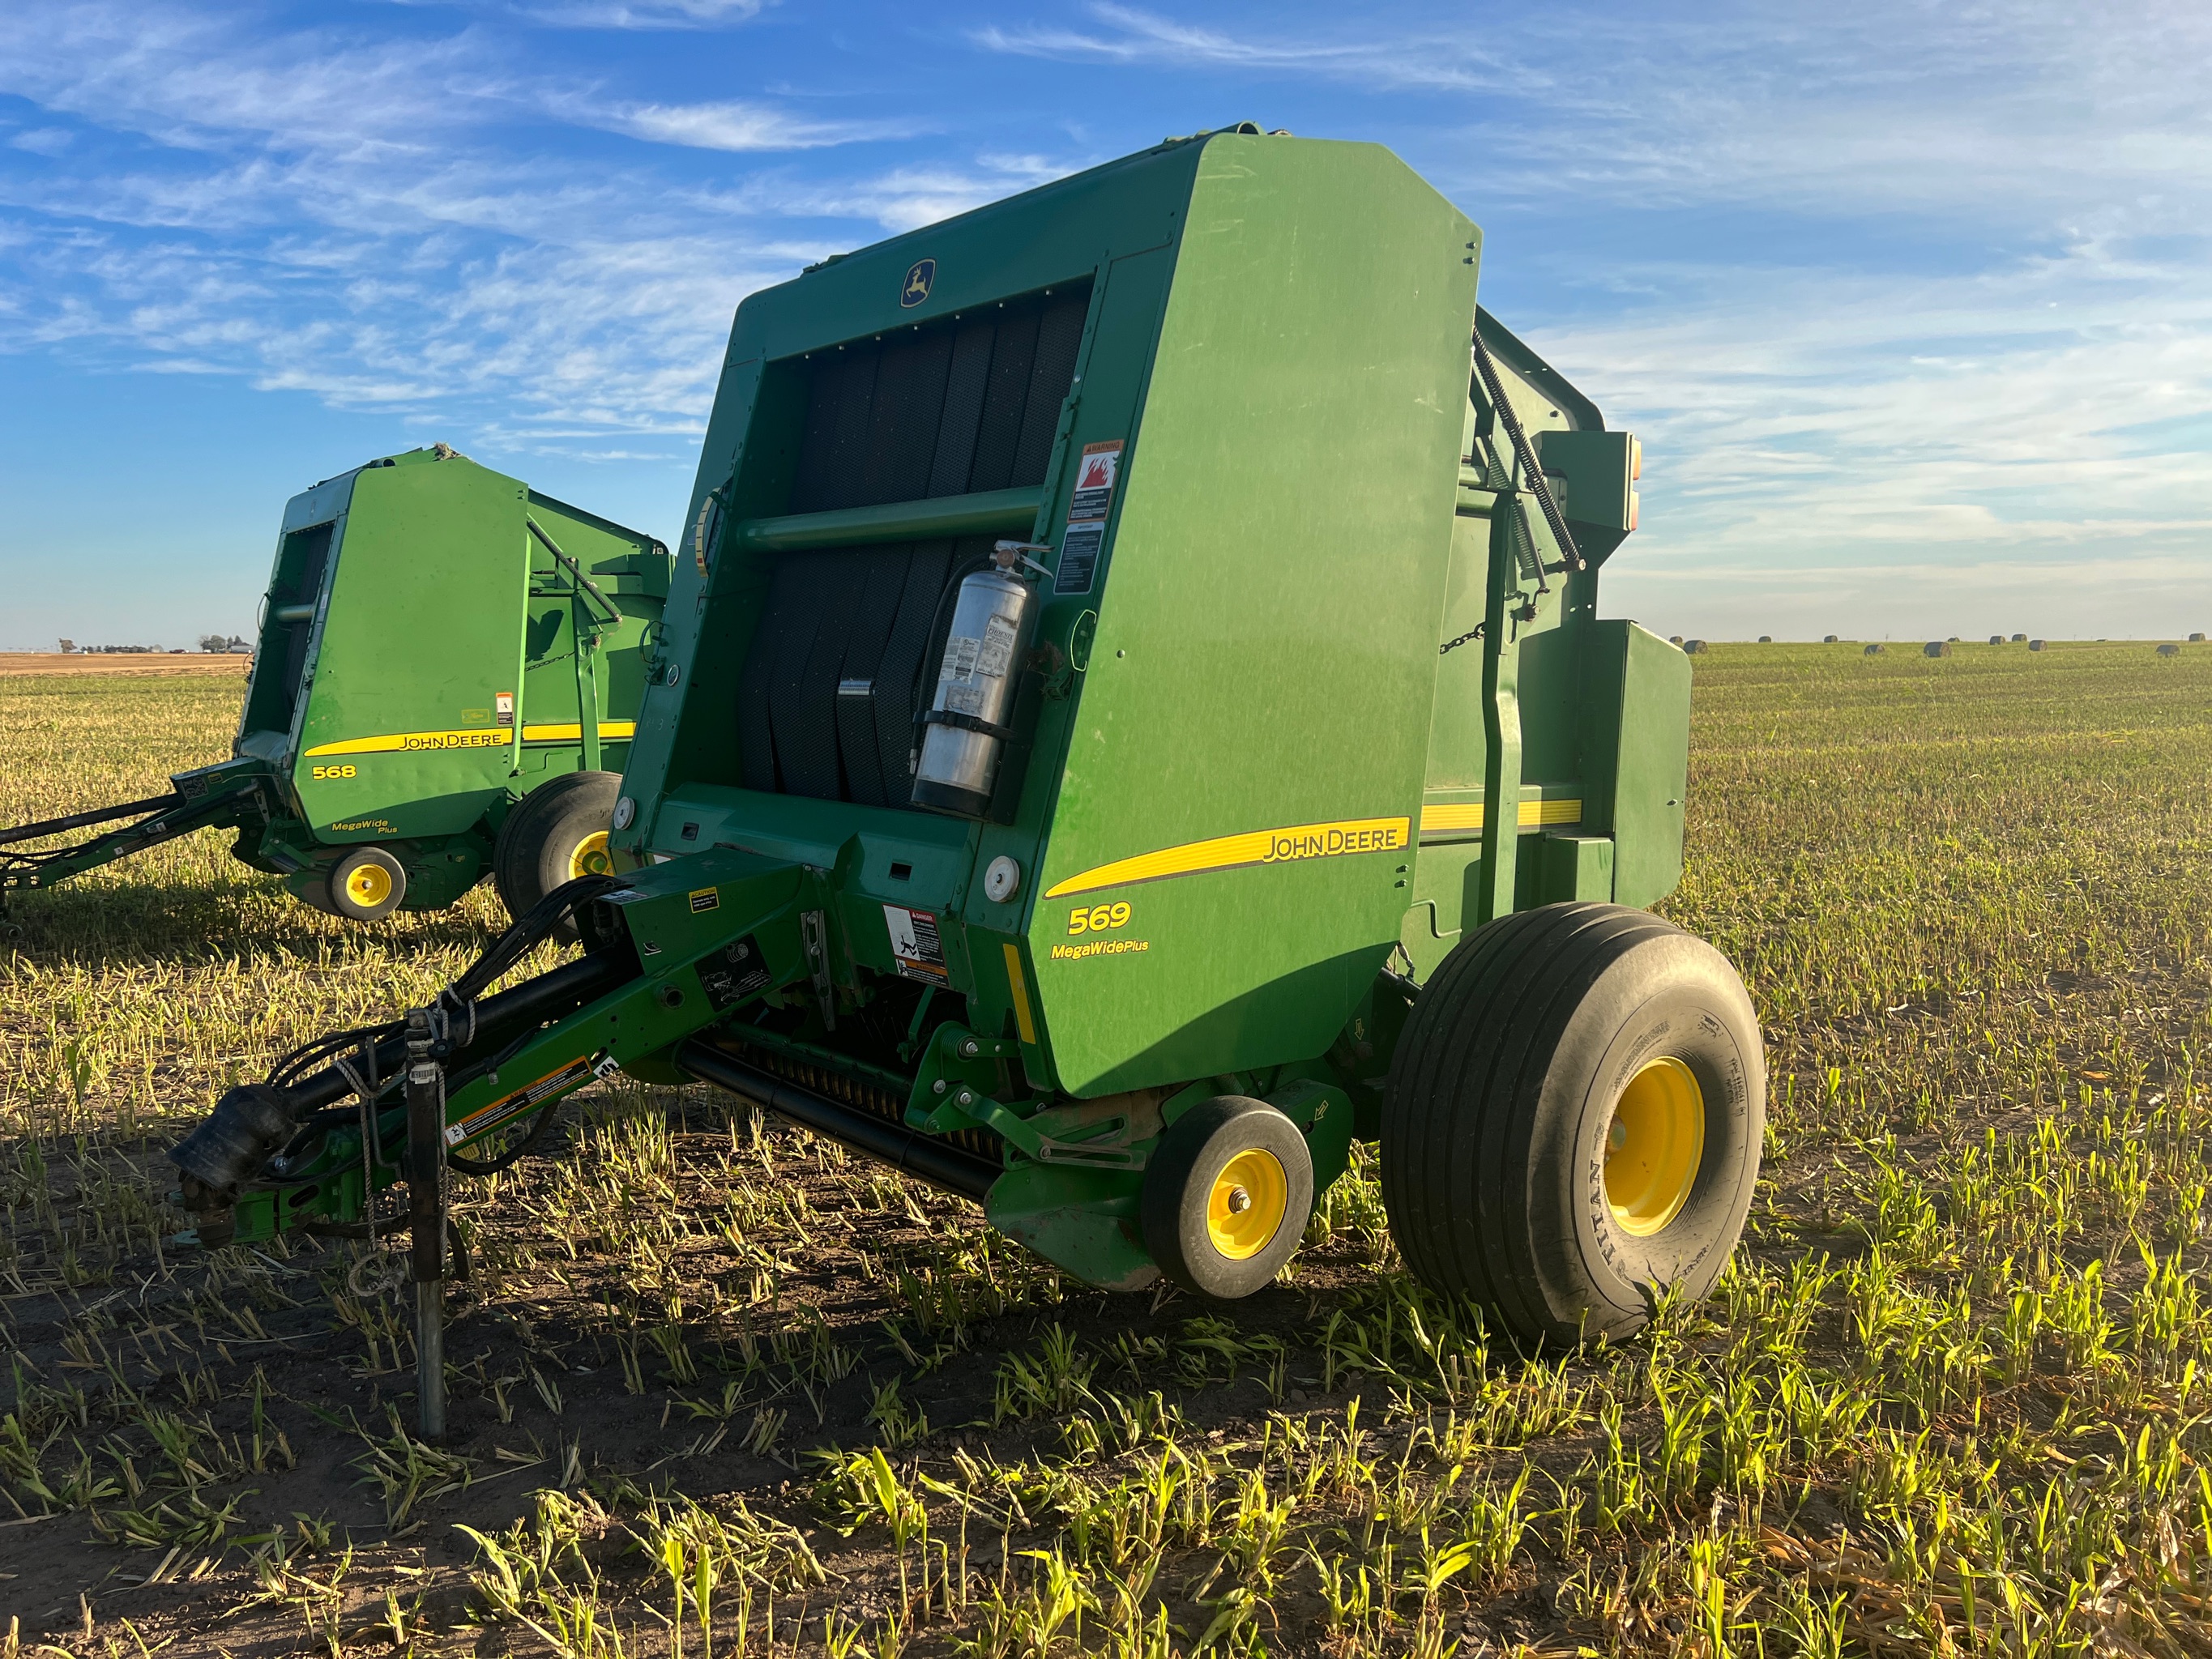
top-left (332, 1040), bottom-right (409, 1299)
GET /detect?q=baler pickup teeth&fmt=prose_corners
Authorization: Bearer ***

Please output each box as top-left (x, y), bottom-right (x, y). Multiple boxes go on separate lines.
top-left (678, 1040), bottom-right (999, 1201)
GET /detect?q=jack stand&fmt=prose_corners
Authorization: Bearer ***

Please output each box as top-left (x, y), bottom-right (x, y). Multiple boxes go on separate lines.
top-left (404, 1007), bottom-right (447, 1442)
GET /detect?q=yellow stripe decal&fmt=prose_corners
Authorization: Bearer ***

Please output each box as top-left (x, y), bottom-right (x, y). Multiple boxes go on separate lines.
top-left (518, 720), bottom-right (638, 744)
top-left (1043, 815), bottom-right (1411, 901)
top-left (304, 721), bottom-right (636, 758)
top-left (1003, 943), bottom-right (1038, 1046)
top-left (1419, 798), bottom-right (1582, 836)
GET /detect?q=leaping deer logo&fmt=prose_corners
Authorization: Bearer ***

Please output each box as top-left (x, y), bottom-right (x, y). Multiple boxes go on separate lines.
top-left (900, 259), bottom-right (935, 308)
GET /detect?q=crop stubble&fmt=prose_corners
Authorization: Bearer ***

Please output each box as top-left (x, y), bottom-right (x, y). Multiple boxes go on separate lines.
top-left (0, 640), bottom-right (2207, 1656)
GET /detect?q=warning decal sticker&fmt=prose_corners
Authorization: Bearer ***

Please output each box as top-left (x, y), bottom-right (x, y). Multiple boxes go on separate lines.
top-left (882, 904), bottom-right (950, 983)
top-left (1067, 441), bottom-right (1122, 522)
top-left (446, 1052), bottom-right (601, 1148)
top-left (1055, 522), bottom-right (1106, 597)
top-left (698, 934), bottom-right (773, 1011)
top-left (1054, 440), bottom-right (1124, 597)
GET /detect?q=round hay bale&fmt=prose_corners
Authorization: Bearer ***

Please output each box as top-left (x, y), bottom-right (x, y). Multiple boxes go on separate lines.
top-left (1669, 635), bottom-right (1684, 647)
top-left (1823, 633), bottom-right (1838, 643)
top-left (1988, 635), bottom-right (2004, 646)
top-left (1864, 642), bottom-right (1885, 655)
top-left (2011, 633), bottom-right (2027, 642)
top-left (2029, 639), bottom-right (2047, 651)
top-left (2193, 632), bottom-right (2206, 642)
top-left (2157, 642), bottom-right (2181, 657)
top-left (1757, 634), bottom-right (1772, 643)
top-left (1924, 641), bottom-right (1952, 658)
top-left (1683, 638), bottom-right (1709, 655)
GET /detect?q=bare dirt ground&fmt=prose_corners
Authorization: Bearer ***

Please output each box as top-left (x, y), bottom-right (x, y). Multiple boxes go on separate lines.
top-left (0, 655), bottom-right (250, 678)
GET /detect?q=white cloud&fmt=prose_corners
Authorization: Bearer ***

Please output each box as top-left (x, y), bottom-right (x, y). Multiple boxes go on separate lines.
top-left (0, 0), bottom-right (991, 453)
top-left (509, 0), bottom-right (768, 27)
top-left (581, 99), bottom-right (894, 152)
top-left (1521, 248), bottom-right (2212, 637)
top-left (5, 0), bottom-right (2211, 639)
top-left (971, 3), bottom-right (1507, 91)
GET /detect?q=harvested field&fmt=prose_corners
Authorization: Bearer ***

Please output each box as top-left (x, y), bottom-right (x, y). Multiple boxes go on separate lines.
top-left (1, 639), bottom-right (2210, 1655)
top-left (0, 655), bottom-right (250, 678)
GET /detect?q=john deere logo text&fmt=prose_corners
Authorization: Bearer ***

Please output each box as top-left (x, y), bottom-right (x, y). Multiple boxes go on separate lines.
top-left (1042, 814), bottom-right (1411, 900)
top-left (900, 258), bottom-right (935, 308)
top-left (1263, 822), bottom-right (1407, 864)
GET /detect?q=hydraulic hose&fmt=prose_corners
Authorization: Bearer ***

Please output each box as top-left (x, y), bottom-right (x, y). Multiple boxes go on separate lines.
top-left (172, 876), bottom-right (639, 1202)
top-left (285, 953), bottom-right (630, 1115)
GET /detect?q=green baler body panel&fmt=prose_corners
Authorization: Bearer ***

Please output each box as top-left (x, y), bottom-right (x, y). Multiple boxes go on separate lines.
top-left (609, 131), bottom-right (1689, 1098)
top-left (233, 449), bottom-right (668, 887)
top-left (1024, 143), bottom-right (1475, 1092)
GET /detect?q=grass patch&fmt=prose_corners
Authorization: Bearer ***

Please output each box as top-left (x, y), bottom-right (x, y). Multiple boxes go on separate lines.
top-left (1, 641), bottom-right (2209, 1656)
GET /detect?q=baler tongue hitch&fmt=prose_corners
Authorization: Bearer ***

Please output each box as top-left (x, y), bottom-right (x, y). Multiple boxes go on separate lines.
top-left (167, 873), bottom-right (633, 1439)
top-left (0, 791), bottom-right (184, 848)
top-left (1, 782), bottom-right (262, 921)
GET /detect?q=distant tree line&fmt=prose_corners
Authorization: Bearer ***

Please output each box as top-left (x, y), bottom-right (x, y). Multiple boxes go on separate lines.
top-left (52, 636), bottom-right (250, 654)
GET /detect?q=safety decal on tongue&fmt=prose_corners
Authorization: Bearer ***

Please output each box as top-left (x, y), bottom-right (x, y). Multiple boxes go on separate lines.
top-left (882, 904), bottom-right (950, 983)
top-left (446, 1051), bottom-right (605, 1148)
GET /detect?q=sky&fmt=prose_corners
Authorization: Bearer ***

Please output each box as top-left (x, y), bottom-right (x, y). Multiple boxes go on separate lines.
top-left (1, 1), bottom-right (2207, 648)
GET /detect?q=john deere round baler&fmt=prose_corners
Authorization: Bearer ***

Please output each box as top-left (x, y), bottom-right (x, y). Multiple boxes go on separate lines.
top-left (2, 446), bottom-right (671, 925)
top-left (166, 131), bottom-right (1762, 1429)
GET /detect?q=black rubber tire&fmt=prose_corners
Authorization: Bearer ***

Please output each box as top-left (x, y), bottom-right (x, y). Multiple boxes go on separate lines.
top-left (493, 770), bottom-right (621, 936)
top-left (325, 846), bottom-right (407, 922)
top-left (1141, 1095), bottom-right (1314, 1299)
top-left (1381, 902), bottom-right (1764, 1346)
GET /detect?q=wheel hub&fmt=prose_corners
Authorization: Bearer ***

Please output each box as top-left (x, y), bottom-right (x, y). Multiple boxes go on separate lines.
top-left (568, 830), bottom-right (614, 882)
top-left (344, 862), bottom-right (393, 908)
top-left (1603, 1056), bottom-right (1705, 1237)
top-left (1206, 1149), bottom-right (1287, 1260)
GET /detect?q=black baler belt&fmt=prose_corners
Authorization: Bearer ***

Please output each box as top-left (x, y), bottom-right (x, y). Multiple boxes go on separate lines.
top-left (761, 554), bottom-right (839, 793)
top-left (869, 538), bottom-right (959, 795)
top-left (735, 590), bottom-right (781, 793)
top-left (927, 319), bottom-right (998, 498)
top-left (783, 550), bottom-right (865, 800)
top-left (742, 280), bottom-right (1092, 809)
top-left (963, 309), bottom-right (1040, 493)
top-left (831, 543), bottom-right (919, 808)
top-left (861, 331), bottom-right (955, 506)
top-left (1010, 290), bottom-right (1090, 485)
top-left (822, 350), bottom-right (884, 512)
top-left (789, 350), bottom-right (855, 514)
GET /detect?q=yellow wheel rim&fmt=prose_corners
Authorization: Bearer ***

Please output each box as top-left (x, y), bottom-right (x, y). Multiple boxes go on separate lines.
top-left (1604, 1056), bottom-right (1706, 1237)
top-left (344, 861), bottom-right (393, 909)
top-left (568, 830), bottom-right (614, 881)
top-left (1206, 1148), bottom-right (1288, 1260)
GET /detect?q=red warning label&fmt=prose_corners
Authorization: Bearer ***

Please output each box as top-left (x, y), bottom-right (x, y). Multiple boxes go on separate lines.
top-left (1067, 441), bottom-right (1123, 522)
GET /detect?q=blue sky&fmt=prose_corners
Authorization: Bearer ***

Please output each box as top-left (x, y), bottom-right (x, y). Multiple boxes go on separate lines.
top-left (2, 1), bottom-right (2206, 647)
